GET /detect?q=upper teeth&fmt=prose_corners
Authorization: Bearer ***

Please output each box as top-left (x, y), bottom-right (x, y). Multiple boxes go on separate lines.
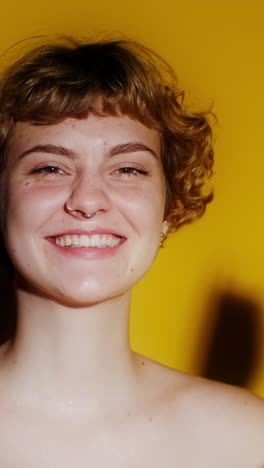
top-left (55, 234), bottom-right (121, 248)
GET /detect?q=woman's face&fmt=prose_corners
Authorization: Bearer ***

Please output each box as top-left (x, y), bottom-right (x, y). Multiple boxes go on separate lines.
top-left (1, 115), bottom-right (167, 306)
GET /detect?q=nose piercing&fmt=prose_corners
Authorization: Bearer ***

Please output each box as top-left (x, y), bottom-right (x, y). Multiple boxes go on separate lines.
top-left (64, 202), bottom-right (97, 219)
top-left (82, 211), bottom-right (97, 219)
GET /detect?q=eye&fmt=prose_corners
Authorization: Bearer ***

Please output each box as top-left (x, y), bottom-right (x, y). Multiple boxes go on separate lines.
top-left (31, 165), bottom-right (65, 176)
top-left (116, 166), bottom-right (149, 177)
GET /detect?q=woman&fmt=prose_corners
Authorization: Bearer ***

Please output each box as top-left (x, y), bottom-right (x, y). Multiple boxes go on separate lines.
top-left (0, 37), bottom-right (263, 467)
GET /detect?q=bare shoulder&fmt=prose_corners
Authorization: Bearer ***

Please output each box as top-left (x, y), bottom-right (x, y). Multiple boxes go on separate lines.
top-left (141, 355), bottom-right (264, 423)
top-left (139, 356), bottom-right (264, 466)
top-left (189, 375), bottom-right (264, 427)
top-left (184, 377), bottom-right (264, 464)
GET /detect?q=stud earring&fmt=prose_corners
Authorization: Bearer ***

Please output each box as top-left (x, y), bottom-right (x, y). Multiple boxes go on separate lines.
top-left (160, 220), bottom-right (168, 247)
top-left (160, 232), bottom-right (166, 247)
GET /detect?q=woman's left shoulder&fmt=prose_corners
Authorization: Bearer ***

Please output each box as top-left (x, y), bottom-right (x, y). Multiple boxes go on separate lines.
top-left (192, 375), bottom-right (264, 419)
top-left (168, 376), bottom-right (264, 466)
top-left (138, 359), bottom-right (264, 464)
top-left (168, 374), bottom-right (264, 450)
top-left (138, 355), bottom-right (264, 427)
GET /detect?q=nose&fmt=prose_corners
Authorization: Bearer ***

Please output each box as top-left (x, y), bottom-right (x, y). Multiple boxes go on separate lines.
top-left (65, 174), bottom-right (111, 220)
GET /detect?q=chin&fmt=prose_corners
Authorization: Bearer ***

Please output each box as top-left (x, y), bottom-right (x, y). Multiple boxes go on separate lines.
top-left (53, 291), bottom-right (129, 309)
top-left (16, 272), bottom-right (129, 308)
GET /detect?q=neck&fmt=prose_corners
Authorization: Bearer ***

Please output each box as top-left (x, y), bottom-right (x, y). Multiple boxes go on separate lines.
top-left (3, 286), bottom-right (141, 414)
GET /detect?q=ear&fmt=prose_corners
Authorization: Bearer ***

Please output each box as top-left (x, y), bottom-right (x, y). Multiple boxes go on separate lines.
top-left (161, 220), bottom-right (169, 238)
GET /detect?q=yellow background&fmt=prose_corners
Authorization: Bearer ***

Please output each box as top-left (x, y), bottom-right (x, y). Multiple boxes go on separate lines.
top-left (1, 3), bottom-right (264, 395)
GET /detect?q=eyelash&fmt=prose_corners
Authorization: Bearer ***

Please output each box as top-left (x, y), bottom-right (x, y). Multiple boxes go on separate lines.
top-left (31, 165), bottom-right (65, 175)
top-left (116, 166), bottom-right (148, 176)
top-left (30, 165), bottom-right (148, 177)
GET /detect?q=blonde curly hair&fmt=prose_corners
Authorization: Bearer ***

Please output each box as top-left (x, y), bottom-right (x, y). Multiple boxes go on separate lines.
top-left (0, 37), bottom-right (214, 231)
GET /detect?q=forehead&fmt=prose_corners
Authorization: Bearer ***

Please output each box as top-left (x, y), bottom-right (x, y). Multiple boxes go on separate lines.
top-left (8, 115), bottom-right (161, 156)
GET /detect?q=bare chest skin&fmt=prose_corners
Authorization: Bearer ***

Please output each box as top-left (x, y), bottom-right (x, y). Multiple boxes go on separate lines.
top-left (0, 388), bottom-right (263, 468)
top-left (0, 348), bottom-right (263, 468)
top-left (0, 418), bottom-right (248, 468)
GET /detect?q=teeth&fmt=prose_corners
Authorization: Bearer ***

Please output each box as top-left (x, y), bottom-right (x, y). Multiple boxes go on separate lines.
top-left (55, 234), bottom-right (121, 248)
top-left (80, 235), bottom-right (89, 247)
top-left (90, 234), bottom-right (99, 247)
top-left (72, 235), bottom-right (79, 246)
top-left (65, 235), bottom-right (71, 247)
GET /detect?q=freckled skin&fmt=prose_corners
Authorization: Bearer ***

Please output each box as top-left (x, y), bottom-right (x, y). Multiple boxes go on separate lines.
top-left (2, 116), bottom-right (167, 306)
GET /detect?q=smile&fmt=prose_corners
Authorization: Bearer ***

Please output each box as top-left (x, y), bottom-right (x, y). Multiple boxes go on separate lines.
top-left (54, 233), bottom-right (122, 248)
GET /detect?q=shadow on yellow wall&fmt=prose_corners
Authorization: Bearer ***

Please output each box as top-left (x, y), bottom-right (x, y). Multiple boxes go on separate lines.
top-left (197, 289), bottom-right (262, 388)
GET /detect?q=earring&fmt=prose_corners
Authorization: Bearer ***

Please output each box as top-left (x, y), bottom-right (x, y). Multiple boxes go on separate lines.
top-left (160, 220), bottom-right (168, 247)
top-left (160, 232), bottom-right (165, 247)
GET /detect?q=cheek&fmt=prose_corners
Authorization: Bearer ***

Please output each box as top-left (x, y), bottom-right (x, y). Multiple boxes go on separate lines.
top-left (118, 183), bottom-right (166, 225)
top-left (4, 184), bottom-right (66, 236)
top-left (116, 193), bottom-right (165, 258)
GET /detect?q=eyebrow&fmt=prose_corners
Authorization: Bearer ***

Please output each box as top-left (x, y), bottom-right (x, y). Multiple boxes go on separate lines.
top-left (109, 142), bottom-right (158, 159)
top-left (18, 144), bottom-right (76, 160)
top-left (17, 142), bottom-right (159, 161)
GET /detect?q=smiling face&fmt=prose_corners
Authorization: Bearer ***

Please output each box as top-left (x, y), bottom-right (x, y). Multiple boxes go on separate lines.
top-left (1, 115), bottom-right (167, 306)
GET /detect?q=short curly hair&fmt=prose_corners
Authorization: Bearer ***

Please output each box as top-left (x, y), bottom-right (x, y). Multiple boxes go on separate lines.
top-left (0, 36), bottom-right (214, 231)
